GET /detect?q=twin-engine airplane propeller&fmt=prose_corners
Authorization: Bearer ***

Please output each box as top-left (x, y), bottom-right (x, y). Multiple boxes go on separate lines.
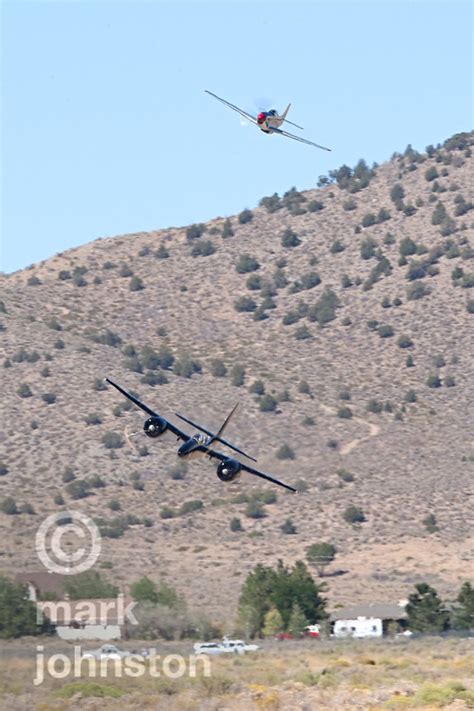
top-left (205, 90), bottom-right (331, 152)
top-left (105, 378), bottom-right (297, 493)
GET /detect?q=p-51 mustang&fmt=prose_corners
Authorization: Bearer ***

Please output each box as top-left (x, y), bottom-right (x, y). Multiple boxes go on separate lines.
top-left (205, 90), bottom-right (331, 152)
top-left (105, 378), bottom-right (297, 493)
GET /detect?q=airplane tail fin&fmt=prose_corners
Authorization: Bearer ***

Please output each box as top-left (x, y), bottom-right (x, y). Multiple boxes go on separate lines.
top-left (174, 406), bottom-right (257, 462)
top-left (281, 103), bottom-right (304, 131)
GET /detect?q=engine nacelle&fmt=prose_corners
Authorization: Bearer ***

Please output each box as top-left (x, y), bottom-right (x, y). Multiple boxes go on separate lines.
top-left (217, 458), bottom-right (242, 482)
top-left (143, 416), bottom-right (167, 438)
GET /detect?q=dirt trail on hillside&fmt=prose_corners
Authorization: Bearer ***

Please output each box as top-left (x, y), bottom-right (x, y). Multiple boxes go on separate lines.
top-left (319, 404), bottom-right (380, 456)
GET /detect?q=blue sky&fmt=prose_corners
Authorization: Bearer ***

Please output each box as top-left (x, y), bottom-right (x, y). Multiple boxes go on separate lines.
top-left (1, 0), bottom-right (472, 273)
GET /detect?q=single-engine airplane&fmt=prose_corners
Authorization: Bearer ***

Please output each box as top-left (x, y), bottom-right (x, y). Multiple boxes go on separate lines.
top-left (105, 378), bottom-right (297, 493)
top-left (205, 90), bottom-right (331, 152)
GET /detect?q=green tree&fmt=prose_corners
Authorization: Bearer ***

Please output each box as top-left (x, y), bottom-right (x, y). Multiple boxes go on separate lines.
top-left (269, 560), bottom-right (327, 629)
top-left (238, 564), bottom-right (275, 637)
top-left (262, 608), bottom-right (284, 636)
top-left (406, 583), bottom-right (449, 633)
top-left (0, 577), bottom-right (53, 638)
top-left (306, 542), bottom-right (337, 576)
top-left (64, 572), bottom-right (118, 600)
top-left (287, 601), bottom-right (309, 638)
top-left (452, 582), bottom-right (474, 630)
top-left (236, 254), bottom-right (260, 274)
top-left (130, 576), bottom-right (159, 603)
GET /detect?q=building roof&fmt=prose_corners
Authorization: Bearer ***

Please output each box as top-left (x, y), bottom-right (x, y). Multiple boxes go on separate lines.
top-left (330, 603), bottom-right (407, 621)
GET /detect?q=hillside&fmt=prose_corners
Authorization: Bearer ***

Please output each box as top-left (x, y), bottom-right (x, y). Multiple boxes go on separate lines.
top-left (0, 132), bottom-right (473, 620)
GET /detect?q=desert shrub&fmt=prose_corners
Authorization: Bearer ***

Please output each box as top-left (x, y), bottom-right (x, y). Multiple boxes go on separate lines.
top-left (425, 166), bottom-right (439, 181)
top-left (381, 296), bottom-right (391, 309)
top-left (361, 212), bottom-right (377, 228)
top-left (360, 237), bottom-right (377, 260)
top-left (426, 374), bottom-right (442, 389)
top-left (377, 207), bottom-right (391, 223)
top-left (307, 288), bottom-right (340, 326)
top-left (342, 198), bottom-right (356, 211)
top-left (282, 311), bottom-right (300, 326)
top-left (221, 218), bottom-right (234, 238)
top-left (249, 380), bottom-right (265, 395)
top-left (390, 183), bottom-right (405, 202)
top-left (160, 507), bottom-right (176, 519)
top-left (234, 296), bottom-right (257, 313)
top-left (0, 464), bottom-right (8, 477)
top-left (54, 338), bottom-right (65, 349)
top-left (295, 325), bottom-right (311, 340)
top-left (0, 497), bottom-right (18, 515)
top-left (238, 208), bottom-right (253, 224)
top-left (298, 380), bottom-right (311, 395)
top-left (66, 480), bottom-right (90, 500)
top-left (236, 254), bottom-right (260, 273)
top-left (343, 505), bottom-right (365, 524)
top-left (191, 239), bottom-right (216, 257)
top-left (210, 359), bottom-right (227, 377)
top-left (58, 270), bottom-right (71, 280)
top-left (467, 299), bottom-right (474, 314)
top-left (259, 394), bottom-right (277, 412)
top-left (276, 444), bottom-right (295, 460)
top-left (155, 243), bottom-right (169, 259)
top-left (260, 193), bottom-right (281, 212)
top-left (101, 432), bottom-right (124, 449)
top-left (299, 272), bottom-right (321, 290)
top-left (422, 513), bottom-right (439, 533)
top-left (186, 224), bottom-right (206, 241)
top-left (41, 393), bottom-right (56, 404)
top-left (281, 228), bottom-right (301, 248)
top-left (337, 407), bottom-right (353, 419)
top-left (230, 365), bottom-right (245, 387)
top-left (330, 239), bottom-right (345, 254)
top-left (337, 469), bottom-right (354, 482)
top-left (129, 276), bottom-right (144, 291)
top-left (444, 375), bottom-right (456, 387)
top-left (281, 518), bottom-right (297, 534)
top-left (399, 236), bottom-right (417, 256)
top-left (141, 370), bottom-right (168, 387)
top-left (119, 263), bottom-right (133, 277)
top-left (407, 281), bottom-right (431, 301)
top-left (173, 357), bottom-right (201, 378)
top-left (246, 274), bottom-right (262, 291)
top-left (245, 501), bottom-right (266, 519)
top-left (181, 500), bottom-right (205, 517)
top-left (405, 389), bottom-right (417, 403)
top-left (378, 324), bottom-right (394, 338)
top-left (27, 275), bottom-right (41, 286)
top-left (307, 199), bottom-right (324, 212)
top-left (230, 517), bottom-right (243, 532)
top-left (397, 334), bottom-right (413, 348)
top-left (366, 399), bottom-right (383, 413)
top-left (17, 383), bottom-right (32, 398)
top-left (431, 201), bottom-right (447, 225)
top-left (406, 355), bottom-right (414, 367)
top-left (306, 542), bottom-right (337, 575)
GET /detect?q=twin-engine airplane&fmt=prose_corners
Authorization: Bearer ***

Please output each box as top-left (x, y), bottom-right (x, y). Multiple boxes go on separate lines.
top-left (205, 90), bottom-right (331, 152)
top-left (105, 378), bottom-right (297, 493)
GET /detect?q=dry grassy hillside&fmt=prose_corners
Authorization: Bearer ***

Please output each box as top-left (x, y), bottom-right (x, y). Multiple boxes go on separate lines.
top-left (0, 133), bottom-right (473, 618)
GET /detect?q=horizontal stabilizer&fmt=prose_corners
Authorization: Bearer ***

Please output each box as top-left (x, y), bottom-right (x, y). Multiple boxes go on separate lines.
top-left (174, 411), bottom-right (257, 462)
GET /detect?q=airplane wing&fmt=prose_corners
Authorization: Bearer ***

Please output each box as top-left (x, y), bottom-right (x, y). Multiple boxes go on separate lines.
top-left (271, 126), bottom-right (331, 151)
top-left (205, 90), bottom-right (257, 125)
top-left (105, 378), bottom-right (190, 442)
top-left (206, 448), bottom-right (297, 493)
